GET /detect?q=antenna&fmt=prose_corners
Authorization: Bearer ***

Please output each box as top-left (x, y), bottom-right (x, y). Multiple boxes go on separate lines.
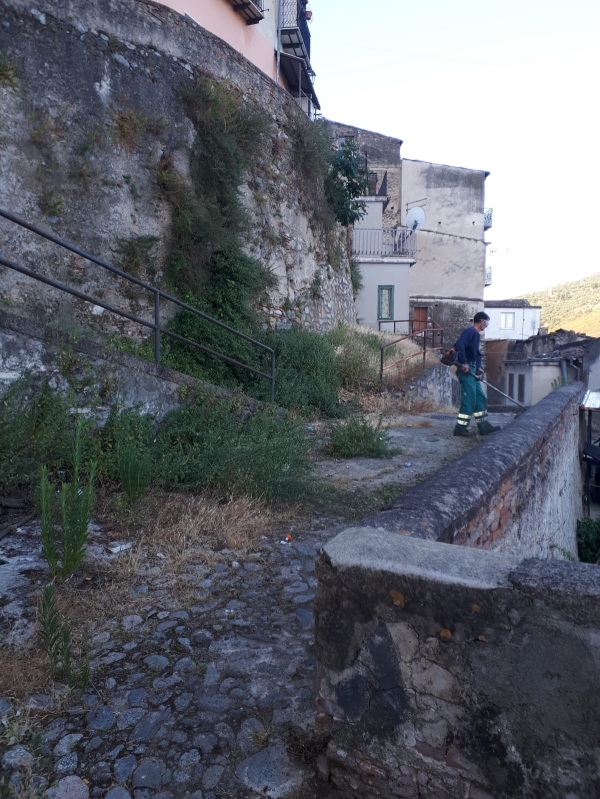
top-left (405, 206), bottom-right (426, 231)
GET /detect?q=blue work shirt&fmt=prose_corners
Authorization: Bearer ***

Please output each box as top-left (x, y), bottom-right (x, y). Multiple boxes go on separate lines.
top-left (454, 326), bottom-right (482, 371)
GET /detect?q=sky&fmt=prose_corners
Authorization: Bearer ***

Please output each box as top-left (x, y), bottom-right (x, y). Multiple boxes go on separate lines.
top-left (308, 0), bottom-right (600, 299)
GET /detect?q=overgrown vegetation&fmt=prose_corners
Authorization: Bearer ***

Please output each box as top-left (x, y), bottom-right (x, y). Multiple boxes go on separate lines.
top-left (0, 49), bottom-right (18, 88)
top-left (40, 584), bottom-right (90, 688)
top-left (521, 271), bottom-right (600, 336)
top-left (327, 416), bottom-right (398, 459)
top-left (577, 517), bottom-right (600, 564)
top-left (113, 235), bottom-right (159, 279)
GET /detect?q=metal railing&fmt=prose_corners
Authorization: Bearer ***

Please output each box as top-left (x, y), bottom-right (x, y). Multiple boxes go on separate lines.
top-left (379, 327), bottom-right (444, 388)
top-left (352, 228), bottom-right (417, 258)
top-left (483, 208), bottom-right (493, 229)
top-left (485, 264), bottom-right (492, 286)
top-left (378, 318), bottom-right (438, 335)
top-left (0, 209), bottom-right (275, 401)
top-left (281, 0), bottom-right (311, 58)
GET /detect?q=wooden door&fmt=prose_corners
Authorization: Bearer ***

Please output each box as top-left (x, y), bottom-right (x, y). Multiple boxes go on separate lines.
top-left (413, 306), bottom-right (428, 332)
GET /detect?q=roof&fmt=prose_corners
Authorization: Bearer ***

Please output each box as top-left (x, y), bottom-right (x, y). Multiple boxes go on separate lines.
top-left (484, 299), bottom-right (541, 308)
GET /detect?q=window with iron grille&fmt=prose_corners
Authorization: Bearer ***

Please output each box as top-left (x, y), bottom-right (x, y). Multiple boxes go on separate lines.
top-left (378, 286), bottom-right (394, 321)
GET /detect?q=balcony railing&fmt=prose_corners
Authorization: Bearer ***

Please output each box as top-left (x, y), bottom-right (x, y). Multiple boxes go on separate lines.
top-left (227, 0), bottom-right (264, 25)
top-left (484, 208), bottom-right (493, 230)
top-left (485, 264), bottom-right (492, 286)
top-left (352, 228), bottom-right (417, 258)
top-left (281, 0), bottom-right (311, 58)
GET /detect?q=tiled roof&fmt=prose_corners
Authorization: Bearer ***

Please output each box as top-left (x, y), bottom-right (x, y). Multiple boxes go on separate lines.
top-left (485, 299), bottom-right (540, 308)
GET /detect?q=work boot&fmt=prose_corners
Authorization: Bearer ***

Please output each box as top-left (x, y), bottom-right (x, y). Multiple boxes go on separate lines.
top-left (453, 426), bottom-right (472, 438)
top-left (478, 422), bottom-right (501, 436)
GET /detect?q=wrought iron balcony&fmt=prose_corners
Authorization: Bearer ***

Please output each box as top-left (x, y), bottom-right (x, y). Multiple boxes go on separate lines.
top-left (227, 0), bottom-right (264, 25)
top-left (485, 264), bottom-right (492, 286)
top-left (352, 228), bottom-right (417, 258)
top-left (281, 0), bottom-right (311, 59)
top-left (484, 208), bottom-right (493, 230)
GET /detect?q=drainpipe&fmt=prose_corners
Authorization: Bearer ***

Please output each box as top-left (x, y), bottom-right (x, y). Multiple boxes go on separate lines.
top-left (276, 0), bottom-right (282, 84)
top-left (560, 359), bottom-right (568, 386)
top-left (569, 358), bottom-right (581, 382)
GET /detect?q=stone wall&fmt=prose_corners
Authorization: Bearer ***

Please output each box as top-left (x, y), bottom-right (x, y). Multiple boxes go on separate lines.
top-left (315, 531), bottom-right (600, 799)
top-left (394, 364), bottom-right (456, 410)
top-left (314, 382), bottom-right (591, 798)
top-left (0, 0), bottom-right (355, 337)
top-left (0, 309), bottom-right (261, 420)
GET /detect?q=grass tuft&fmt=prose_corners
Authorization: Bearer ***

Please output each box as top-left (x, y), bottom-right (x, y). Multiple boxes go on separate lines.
top-left (327, 416), bottom-right (398, 459)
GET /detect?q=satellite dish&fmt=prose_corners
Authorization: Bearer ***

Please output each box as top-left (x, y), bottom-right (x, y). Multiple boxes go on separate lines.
top-left (406, 206), bottom-right (426, 231)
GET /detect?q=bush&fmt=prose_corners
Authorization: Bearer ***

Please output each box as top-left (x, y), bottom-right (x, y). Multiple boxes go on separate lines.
top-left (153, 398), bottom-right (312, 501)
top-left (327, 416), bottom-right (398, 459)
top-left (577, 517), bottom-right (600, 563)
top-left (0, 377), bottom-right (73, 493)
top-left (326, 324), bottom-right (384, 390)
top-left (268, 326), bottom-right (343, 417)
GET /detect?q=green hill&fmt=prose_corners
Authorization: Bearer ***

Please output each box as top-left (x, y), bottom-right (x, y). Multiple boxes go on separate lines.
top-left (520, 272), bottom-right (600, 336)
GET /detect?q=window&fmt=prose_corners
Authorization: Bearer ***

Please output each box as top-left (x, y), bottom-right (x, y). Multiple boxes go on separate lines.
top-left (338, 135), bottom-right (354, 148)
top-left (378, 286), bottom-right (394, 321)
top-left (500, 312), bottom-right (515, 330)
top-left (508, 373), bottom-right (515, 398)
top-left (518, 374), bottom-right (525, 404)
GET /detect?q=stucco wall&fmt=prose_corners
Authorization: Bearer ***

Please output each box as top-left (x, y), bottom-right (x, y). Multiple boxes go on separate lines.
top-left (486, 306), bottom-right (541, 340)
top-left (401, 160), bottom-right (487, 303)
top-left (0, 0), bottom-right (354, 338)
top-left (355, 261), bottom-right (410, 330)
top-left (162, 0), bottom-right (277, 80)
top-left (314, 383), bottom-right (591, 799)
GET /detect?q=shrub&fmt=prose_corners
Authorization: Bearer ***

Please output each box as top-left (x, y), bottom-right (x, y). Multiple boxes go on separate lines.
top-left (0, 377), bottom-right (73, 493)
top-left (40, 420), bottom-right (96, 579)
top-left (327, 416), bottom-right (398, 459)
top-left (153, 398), bottom-right (312, 501)
top-left (326, 324), bottom-right (384, 390)
top-left (577, 517), bottom-right (600, 563)
top-left (268, 326), bottom-right (343, 417)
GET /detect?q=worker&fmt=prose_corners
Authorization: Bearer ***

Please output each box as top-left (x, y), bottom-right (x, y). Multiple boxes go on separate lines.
top-left (454, 311), bottom-right (500, 437)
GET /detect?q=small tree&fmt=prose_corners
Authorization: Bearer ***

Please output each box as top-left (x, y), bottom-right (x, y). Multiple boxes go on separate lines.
top-left (325, 140), bottom-right (369, 226)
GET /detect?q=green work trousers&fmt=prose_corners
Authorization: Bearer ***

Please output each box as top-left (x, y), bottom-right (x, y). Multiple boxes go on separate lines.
top-left (455, 368), bottom-right (488, 429)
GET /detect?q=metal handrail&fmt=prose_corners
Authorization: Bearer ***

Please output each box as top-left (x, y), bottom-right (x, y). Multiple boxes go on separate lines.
top-left (379, 327), bottom-right (444, 388)
top-left (378, 318), bottom-right (437, 334)
top-left (0, 209), bottom-right (275, 402)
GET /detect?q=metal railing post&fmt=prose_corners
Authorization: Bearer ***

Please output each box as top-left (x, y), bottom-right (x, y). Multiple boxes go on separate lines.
top-left (380, 346), bottom-right (384, 389)
top-left (270, 351), bottom-right (276, 404)
top-left (154, 290), bottom-right (161, 366)
top-left (422, 331), bottom-right (426, 364)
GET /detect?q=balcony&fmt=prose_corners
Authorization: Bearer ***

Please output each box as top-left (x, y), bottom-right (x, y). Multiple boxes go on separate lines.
top-left (281, 0), bottom-right (311, 59)
top-left (485, 264), bottom-right (492, 286)
top-left (227, 0), bottom-right (264, 25)
top-left (484, 208), bottom-right (493, 230)
top-left (352, 228), bottom-right (417, 259)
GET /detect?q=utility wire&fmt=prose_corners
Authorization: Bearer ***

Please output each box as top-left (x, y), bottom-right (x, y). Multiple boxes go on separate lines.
top-left (312, 36), bottom-right (600, 76)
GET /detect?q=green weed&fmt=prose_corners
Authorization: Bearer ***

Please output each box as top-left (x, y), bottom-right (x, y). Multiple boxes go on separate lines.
top-left (577, 517), bottom-right (600, 563)
top-left (113, 235), bottom-right (159, 279)
top-left (116, 434), bottom-right (152, 503)
top-left (0, 51), bottom-right (18, 87)
top-left (113, 107), bottom-right (148, 149)
top-left (40, 585), bottom-right (90, 689)
top-left (327, 416), bottom-right (398, 459)
top-left (39, 420), bottom-right (96, 579)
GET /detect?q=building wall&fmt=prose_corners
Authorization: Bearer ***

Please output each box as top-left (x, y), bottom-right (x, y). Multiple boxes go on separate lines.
top-left (355, 261), bottom-right (410, 331)
top-left (315, 383), bottom-right (590, 799)
top-left (486, 306), bottom-right (541, 340)
top-left (400, 159), bottom-right (487, 304)
top-left (161, 0), bottom-right (278, 80)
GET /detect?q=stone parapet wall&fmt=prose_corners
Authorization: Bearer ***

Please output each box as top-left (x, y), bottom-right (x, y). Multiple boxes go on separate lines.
top-left (315, 532), bottom-right (600, 799)
top-left (363, 382), bottom-right (583, 559)
top-left (315, 382), bottom-right (592, 798)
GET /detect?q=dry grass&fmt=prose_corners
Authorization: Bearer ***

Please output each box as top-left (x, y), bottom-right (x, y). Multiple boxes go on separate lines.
top-left (0, 646), bottom-right (50, 702)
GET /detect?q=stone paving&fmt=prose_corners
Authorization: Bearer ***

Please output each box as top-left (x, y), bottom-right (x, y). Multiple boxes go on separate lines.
top-left (1, 516), bottom-right (343, 799)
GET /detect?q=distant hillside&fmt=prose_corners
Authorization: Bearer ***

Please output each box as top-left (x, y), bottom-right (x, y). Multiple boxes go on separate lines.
top-left (520, 272), bottom-right (600, 336)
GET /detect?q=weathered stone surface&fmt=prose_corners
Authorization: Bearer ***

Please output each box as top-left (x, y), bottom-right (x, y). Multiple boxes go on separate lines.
top-left (2, 745), bottom-right (34, 770)
top-left (44, 775), bottom-right (89, 799)
top-left (132, 759), bottom-right (163, 790)
top-left (53, 735), bottom-right (83, 758)
top-left (87, 705), bottom-right (116, 731)
top-left (236, 745), bottom-right (305, 798)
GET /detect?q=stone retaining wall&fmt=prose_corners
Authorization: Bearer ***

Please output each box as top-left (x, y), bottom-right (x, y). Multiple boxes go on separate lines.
top-left (315, 383), bottom-right (593, 798)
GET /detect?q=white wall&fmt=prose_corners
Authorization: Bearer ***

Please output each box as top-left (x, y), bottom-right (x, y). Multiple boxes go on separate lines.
top-left (354, 197), bottom-right (385, 230)
top-left (486, 307), bottom-right (541, 340)
top-left (355, 260), bottom-right (411, 331)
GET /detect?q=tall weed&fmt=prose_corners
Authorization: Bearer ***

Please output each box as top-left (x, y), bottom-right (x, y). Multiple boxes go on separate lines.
top-left (327, 416), bottom-right (398, 459)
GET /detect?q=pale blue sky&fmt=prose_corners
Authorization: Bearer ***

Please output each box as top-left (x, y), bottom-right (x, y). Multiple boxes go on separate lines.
top-left (308, 0), bottom-right (600, 299)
